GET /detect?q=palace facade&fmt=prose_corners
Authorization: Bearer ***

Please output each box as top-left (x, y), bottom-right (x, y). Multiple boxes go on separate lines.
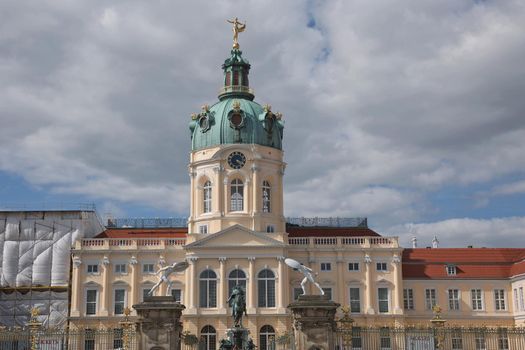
top-left (66, 42), bottom-right (525, 349)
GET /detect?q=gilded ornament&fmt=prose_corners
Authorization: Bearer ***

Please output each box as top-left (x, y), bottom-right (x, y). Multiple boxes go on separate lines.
top-left (227, 17), bottom-right (246, 49)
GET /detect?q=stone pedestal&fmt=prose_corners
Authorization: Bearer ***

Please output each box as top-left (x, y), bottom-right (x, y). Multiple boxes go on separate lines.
top-left (288, 295), bottom-right (340, 350)
top-left (218, 326), bottom-right (256, 350)
top-left (133, 296), bottom-right (185, 350)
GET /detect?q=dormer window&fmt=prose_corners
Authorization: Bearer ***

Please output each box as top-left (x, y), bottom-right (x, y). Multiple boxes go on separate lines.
top-left (446, 265), bottom-right (457, 276)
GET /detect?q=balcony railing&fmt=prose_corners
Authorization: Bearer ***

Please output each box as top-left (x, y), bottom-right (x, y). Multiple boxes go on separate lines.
top-left (288, 236), bottom-right (399, 248)
top-left (218, 85), bottom-right (254, 96)
top-left (77, 237), bottom-right (186, 250)
top-left (286, 217), bottom-right (368, 228)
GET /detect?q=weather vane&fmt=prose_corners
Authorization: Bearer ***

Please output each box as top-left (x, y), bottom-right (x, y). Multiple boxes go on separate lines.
top-left (227, 17), bottom-right (246, 49)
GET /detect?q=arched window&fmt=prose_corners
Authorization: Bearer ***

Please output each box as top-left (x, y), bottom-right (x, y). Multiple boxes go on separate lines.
top-left (203, 180), bottom-right (212, 213)
top-left (228, 269), bottom-right (247, 297)
top-left (258, 269), bottom-right (276, 307)
top-left (200, 325), bottom-right (216, 350)
top-left (262, 181), bottom-right (271, 213)
top-left (259, 325), bottom-right (276, 350)
top-left (230, 179), bottom-right (244, 211)
top-left (199, 270), bottom-right (217, 308)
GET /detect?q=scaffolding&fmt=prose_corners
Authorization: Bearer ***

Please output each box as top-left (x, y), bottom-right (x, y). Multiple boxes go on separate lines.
top-left (0, 210), bottom-right (104, 328)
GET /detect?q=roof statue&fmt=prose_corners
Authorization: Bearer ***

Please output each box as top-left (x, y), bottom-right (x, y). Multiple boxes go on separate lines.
top-left (227, 17), bottom-right (246, 49)
top-left (148, 261), bottom-right (189, 296)
top-left (285, 258), bottom-right (325, 296)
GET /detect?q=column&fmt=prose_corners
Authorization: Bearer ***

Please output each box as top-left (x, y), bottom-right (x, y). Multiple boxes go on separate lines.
top-left (392, 254), bottom-right (402, 314)
top-left (215, 165), bottom-right (224, 218)
top-left (223, 176), bottom-right (229, 222)
top-left (364, 254), bottom-right (373, 314)
top-left (218, 257), bottom-right (227, 312)
top-left (252, 163), bottom-right (262, 217)
top-left (188, 169), bottom-right (196, 232)
top-left (186, 257), bottom-right (198, 313)
top-left (277, 256), bottom-right (285, 310)
top-left (100, 256), bottom-right (110, 316)
top-left (247, 257), bottom-right (256, 313)
top-left (129, 256), bottom-right (138, 313)
top-left (70, 256), bottom-right (81, 317)
top-left (336, 256), bottom-right (345, 305)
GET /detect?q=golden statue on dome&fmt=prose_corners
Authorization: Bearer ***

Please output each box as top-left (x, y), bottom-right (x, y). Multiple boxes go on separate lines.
top-left (227, 17), bottom-right (246, 49)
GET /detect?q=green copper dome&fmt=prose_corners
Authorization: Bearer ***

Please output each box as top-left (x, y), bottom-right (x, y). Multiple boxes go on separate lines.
top-left (189, 49), bottom-right (284, 151)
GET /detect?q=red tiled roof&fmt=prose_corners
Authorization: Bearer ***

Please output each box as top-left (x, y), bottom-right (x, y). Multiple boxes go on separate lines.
top-left (511, 259), bottom-right (525, 277)
top-left (286, 226), bottom-right (381, 237)
top-left (403, 248), bottom-right (525, 279)
top-left (96, 227), bottom-right (188, 238)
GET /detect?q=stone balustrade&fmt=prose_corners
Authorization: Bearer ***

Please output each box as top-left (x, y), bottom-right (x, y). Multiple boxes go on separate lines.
top-left (75, 237), bottom-right (187, 250)
top-left (287, 236), bottom-right (399, 248)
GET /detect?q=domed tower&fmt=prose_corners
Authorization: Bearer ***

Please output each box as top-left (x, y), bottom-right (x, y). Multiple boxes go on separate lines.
top-left (187, 42), bottom-right (285, 236)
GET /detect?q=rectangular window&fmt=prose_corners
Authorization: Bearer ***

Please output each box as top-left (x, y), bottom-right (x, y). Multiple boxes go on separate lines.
top-left (320, 262), bottom-right (332, 271)
top-left (266, 225), bottom-right (275, 233)
top-left (403, 289), bottom-right (414, 310)
top-left (85, 329), bottom-right (95, 350)
top-left (514, 289), bottom-right (519, 311)
top-left (87, 264), bottom-right (98, 274)
top-left (350, 288), bottom-right (361, 313)
top-left (114, 289), bottom-right (125, 315)
top-left (172, 289), bottom-right (182, 303)
top-left (425, 289), bottom-right (437, 310)
top-left (293, 288), bottom-right (303, 301)
top-left (448, 289), bottom-right (460, 310)
top-left (447, 265), bottom-right (457, 276)
top-left (113, 328), bottom-right (123, 349)
top-left (451, 330), bottom-right (463, 350)
top-left (199, 225), bottom-right (208, 234)
top-left (471, 289), bottom-right (483, 311)
top-left (498, 329), bottom-right (509, 350)
top-left (494, 289), bottom-right (506, 311)
top-left (376, 262), bottom-right (387, 272)
top-left (475, 332), bottom-right (486, 350)
top-left (115, 264), bottom-right (127, 274)
top-left (143, 264), bottom-right (155, 274)
top-left (352, 327), bottom-right (362, 349)
top-left (380, 327), bottom-right (391, 350)
top-left (86, 290), bottom-right (97, 315)
top-left (348, 262), bottom-right (359, 271)
top-left (378, 288), bottom-right (389, 313)
top-left (520, 287), bottom-right (525, 311)
top-left (322, 288), bottom-right (332, 300)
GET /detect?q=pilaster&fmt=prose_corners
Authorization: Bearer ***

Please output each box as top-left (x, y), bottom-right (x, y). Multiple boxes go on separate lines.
top-left (247, 257), bottom-right (256, 313)
top-left (364, 254), bottom-right (373, 314)
top-left (100, 255), bottom-right (110, 316)
top-left (70, 255), bottom-right (81, 317)
top-left (218, 257), bottom-right (227, 313)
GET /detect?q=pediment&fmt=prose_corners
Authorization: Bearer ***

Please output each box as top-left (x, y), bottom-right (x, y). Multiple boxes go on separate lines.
top-left (184, 224), bottom-right (285, 249)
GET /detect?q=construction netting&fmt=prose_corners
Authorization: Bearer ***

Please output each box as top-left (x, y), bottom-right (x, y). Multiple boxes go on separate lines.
top-left (0, 211), bottom-right (104, 328)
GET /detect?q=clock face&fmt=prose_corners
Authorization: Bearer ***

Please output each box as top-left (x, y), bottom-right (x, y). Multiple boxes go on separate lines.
top-left (228, 151), bottom-right (246, 169)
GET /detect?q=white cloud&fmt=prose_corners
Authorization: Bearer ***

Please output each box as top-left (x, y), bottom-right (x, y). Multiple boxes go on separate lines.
top-left (0, 0), bottom-right (524, 241)
top-left (492, 180), bottom-right (525, 196)
top-left (388, 216), bottom-right (525, 248)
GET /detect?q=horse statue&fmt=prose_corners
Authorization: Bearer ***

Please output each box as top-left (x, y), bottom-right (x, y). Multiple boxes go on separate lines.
top-left (227, 285), bottom-right (247, 327)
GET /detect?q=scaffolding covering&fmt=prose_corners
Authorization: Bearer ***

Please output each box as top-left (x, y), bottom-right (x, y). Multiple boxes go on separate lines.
top-left (0, 211), bottom-right (104, 328)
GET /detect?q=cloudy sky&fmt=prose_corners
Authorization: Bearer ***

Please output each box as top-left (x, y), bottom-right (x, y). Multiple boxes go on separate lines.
top-left (1, 0), bottom-right (525, 247)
